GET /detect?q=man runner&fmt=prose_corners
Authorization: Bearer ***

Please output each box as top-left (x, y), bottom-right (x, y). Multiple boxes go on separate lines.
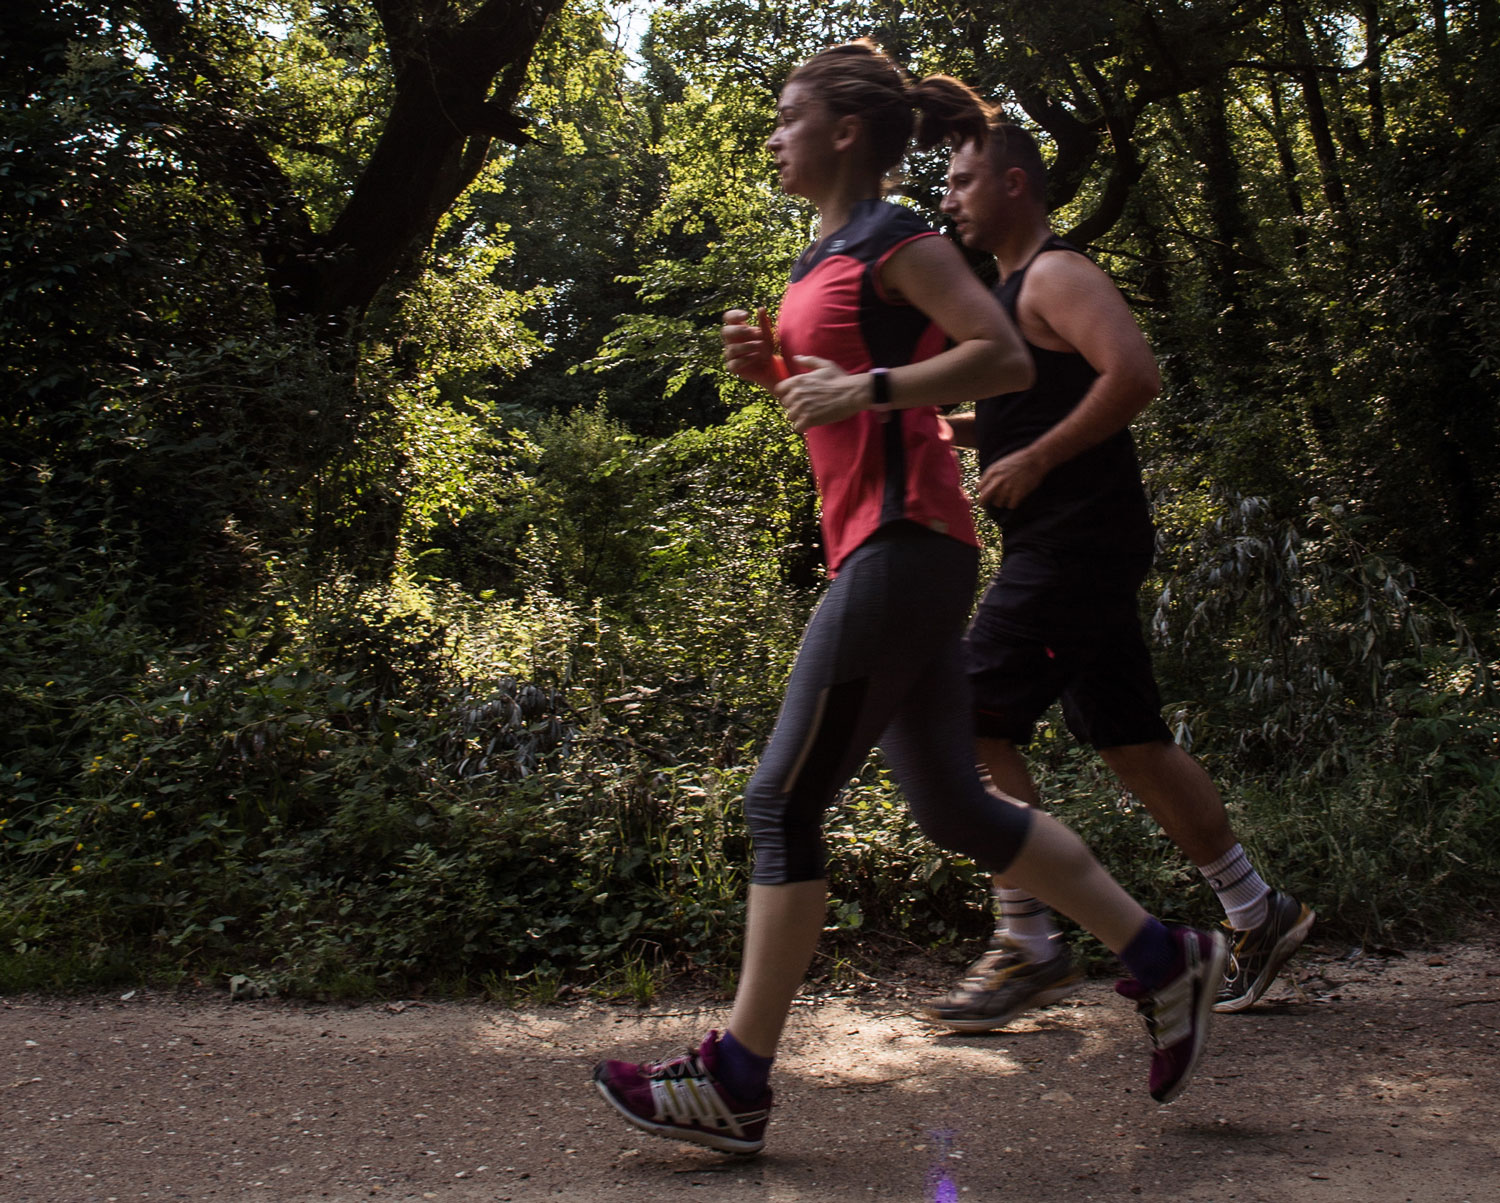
top-left (924, 120), bottom-right (1313, 1031)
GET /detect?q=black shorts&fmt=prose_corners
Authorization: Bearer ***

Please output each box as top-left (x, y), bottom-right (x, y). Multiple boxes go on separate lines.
top-left (963, 544), bottom-right (1173, 749)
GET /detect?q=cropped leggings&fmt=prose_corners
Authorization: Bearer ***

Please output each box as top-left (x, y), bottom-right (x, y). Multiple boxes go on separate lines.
top-left (744, 521), bottom-right (1034, 884)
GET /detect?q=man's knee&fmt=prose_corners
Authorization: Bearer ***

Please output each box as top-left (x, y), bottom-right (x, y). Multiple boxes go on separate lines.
top-left (1098, 737), bottom-right (1179, 777)
top-left (972, 701), bottom-right (1037, 746)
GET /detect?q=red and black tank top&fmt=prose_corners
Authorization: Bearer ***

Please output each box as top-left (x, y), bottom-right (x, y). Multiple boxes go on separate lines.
top-left (776, 199), bottom-right (978, 573)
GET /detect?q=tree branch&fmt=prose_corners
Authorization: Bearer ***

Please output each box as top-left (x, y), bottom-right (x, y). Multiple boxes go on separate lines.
top-left (128, 0), bottom-right (564, 331)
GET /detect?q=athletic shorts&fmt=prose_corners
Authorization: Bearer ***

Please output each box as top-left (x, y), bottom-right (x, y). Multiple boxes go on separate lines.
top-left (962, 543), bottom-right (1173, 749)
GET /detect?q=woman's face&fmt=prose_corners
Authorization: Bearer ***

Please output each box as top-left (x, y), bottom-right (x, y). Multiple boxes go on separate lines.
top-left (766, 81), bottom-right (841, 199)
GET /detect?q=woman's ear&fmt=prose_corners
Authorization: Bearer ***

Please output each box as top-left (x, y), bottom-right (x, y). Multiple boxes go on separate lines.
top-left (831, 112), bottom-right (862, 153)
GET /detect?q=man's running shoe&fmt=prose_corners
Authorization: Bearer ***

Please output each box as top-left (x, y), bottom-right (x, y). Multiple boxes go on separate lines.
top-left (1214, 890), bottom-right (1315, 1013)
top-left (920, 934), bottom-right (1082, 1033)
top-left (1115, 925), bottom-right (1228, 1104)
top-left (592, 1031), bottom-right (771, 1155)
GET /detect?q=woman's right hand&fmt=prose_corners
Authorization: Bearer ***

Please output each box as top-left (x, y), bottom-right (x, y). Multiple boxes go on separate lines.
top-left (722, 308), bottom-right (789, 391)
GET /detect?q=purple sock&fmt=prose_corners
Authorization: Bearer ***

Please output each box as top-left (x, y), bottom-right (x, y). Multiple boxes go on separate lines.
top-left (1120, 917), bottom-right (1180, 992)
top-left (715, 1029), bottom-right (773, 1099)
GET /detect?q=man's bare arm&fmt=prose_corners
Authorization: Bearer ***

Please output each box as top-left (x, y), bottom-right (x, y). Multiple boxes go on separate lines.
top-left (977, 252), bottom-right (1159, 511)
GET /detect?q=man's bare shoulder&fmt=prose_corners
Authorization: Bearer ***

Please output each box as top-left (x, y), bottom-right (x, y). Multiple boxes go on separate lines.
top-left (1018, 245), bottom-right (1149, 360)
top-left (1013, 247), bottom-right (1116, 350)
top-left (1023, 244), bottom-right (1121, 300)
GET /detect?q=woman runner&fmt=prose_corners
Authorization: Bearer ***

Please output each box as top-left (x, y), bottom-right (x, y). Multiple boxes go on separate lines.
top-left (593, 42), bottom-right (1226, 1156)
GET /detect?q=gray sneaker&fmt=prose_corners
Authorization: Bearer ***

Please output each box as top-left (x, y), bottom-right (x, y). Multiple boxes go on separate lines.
top-left (921, 934), bottom-right (1082, 1033)
top-left (1214, 890), bottom-right (1315, 1013)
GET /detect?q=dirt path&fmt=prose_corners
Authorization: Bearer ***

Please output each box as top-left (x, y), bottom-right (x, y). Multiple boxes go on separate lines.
top-left (5, 937), bottom-right (1500, 1202)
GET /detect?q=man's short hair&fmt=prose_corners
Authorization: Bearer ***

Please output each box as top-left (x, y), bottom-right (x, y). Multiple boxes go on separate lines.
top-left (987, 122), bottom-right (1046, 199)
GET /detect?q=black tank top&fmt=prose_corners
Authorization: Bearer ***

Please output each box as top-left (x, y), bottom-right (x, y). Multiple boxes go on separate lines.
top-left (974, 236), bottom-right (1154, 556)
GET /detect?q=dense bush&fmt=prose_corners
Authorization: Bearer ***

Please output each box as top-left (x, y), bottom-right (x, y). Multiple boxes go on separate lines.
top-left (0, 568), bottom-right (976, 995)
top-left (6, 461), bottom-right (1496, 996)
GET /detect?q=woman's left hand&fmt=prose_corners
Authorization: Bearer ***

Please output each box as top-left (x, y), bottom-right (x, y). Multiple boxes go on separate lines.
top-left (774, 356), bottom-right (870, 432)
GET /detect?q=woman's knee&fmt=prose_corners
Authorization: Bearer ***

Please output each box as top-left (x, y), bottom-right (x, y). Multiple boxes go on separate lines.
top-left (909, 784), bottom-right (1032, 874)
top-left (744, 778), bottom-right (825, 884)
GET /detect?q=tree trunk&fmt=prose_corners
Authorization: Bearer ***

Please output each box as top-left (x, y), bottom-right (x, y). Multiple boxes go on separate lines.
top-left (131, 0), bottom-right (566, 333)
top-left (1263, 79), bottom-right (1310, 263)
top-left (1364, 1), bottom-right (1386, 144)
top-left (1285, 4), bottom-right (1352, 246)
top-left (1430, 0), bottom-right (1453, 92)
top-left (1193, 83), bottom-right (1257, 308)
top-left (311, 0), bottom-right (565, 327)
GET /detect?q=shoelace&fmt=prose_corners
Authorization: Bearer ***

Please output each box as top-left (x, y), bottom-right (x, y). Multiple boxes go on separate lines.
top-left (647, 1050), bottom-right (704, 1081)
top-left (645, 1052), bottom-right (763, 1132)
top-left (966, 951), bottom-right (1018, 983)
top-left (1139, 959), bottom-right (1199, 1047)
top-left (961, 936), bottom-right (1029, 985)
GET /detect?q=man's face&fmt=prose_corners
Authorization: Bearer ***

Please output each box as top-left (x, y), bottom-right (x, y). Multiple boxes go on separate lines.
top-left (941, 141), bottom-right (1014, 254)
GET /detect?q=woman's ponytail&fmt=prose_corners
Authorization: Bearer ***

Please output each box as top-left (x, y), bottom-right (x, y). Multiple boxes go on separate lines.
top-left (788, 42), bottom-right (992, 175)
top-left (909, 74), bottom-right (991, 152)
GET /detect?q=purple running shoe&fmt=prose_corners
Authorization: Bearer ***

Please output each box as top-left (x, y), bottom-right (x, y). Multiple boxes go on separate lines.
top-left (593, 1031), bottom-right (771, 1154)
top-left (1116, 924), bottom-right (1228, 1103)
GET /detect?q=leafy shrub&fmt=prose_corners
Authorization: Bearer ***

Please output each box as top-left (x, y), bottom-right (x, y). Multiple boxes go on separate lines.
top-left (5, 414), bottom-right (1499, 997)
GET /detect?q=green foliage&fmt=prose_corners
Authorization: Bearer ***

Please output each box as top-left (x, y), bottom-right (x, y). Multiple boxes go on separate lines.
top-left (459, 1), bottom-right (730, 430)
top-left (0, 573), bottom-right (623, 988)
top-left (252, 1), bottom-right (394, 233)
top-left (586, 3), bottom-right (849, 396)
top-left (5, 0), bottom-right (1500, 999)
top-left (1107, 486), bottom-right (1500, 936)
top-left (1151, 491), bottom-right (1493, 770)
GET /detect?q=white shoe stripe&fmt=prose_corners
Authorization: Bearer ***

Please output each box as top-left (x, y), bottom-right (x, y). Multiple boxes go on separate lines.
top-left (650, 1074), bottom-right (763, 1136)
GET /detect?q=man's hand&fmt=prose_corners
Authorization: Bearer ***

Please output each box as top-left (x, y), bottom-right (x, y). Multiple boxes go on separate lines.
top-left (976, 445), bottom-right (1050, 511)
top-left (775, 356), bottom-right (869, 432)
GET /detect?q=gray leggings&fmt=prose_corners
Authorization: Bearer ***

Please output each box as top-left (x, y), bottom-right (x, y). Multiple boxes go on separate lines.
top-left (744, 522), bottom-right (1034, 884)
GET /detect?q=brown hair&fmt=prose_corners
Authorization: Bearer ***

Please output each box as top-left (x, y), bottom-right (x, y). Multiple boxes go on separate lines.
top-left (983, 120), bottom-right (1047, 199)
top-left (786, 40), bottom-right (990, 176)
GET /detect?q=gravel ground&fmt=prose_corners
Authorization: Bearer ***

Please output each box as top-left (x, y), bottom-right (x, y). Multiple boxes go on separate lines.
top-left (5, 935), bottom-right (1500, 1202)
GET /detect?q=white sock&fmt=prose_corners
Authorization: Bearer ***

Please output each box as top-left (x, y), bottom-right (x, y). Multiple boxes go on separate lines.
top-left (1198, 843), bottom-right (1271, 931)
top-left (994, 887), bottom-right (1059, 961)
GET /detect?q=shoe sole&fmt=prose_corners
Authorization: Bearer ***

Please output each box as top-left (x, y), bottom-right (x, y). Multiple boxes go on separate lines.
top-left (1154, 930), bottom-right (1229, 1105)
top-left (1213, 907), bottom-right (1316, 1014)
top-left (592, 1070), bottom-right (765, 1155)
top-left (918, 975), bottom-right (1083, 1033)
